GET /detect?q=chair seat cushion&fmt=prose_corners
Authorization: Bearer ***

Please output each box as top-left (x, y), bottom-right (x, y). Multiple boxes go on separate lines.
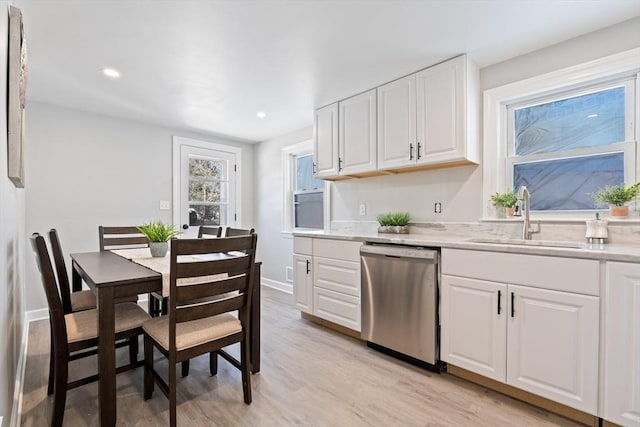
top-left (65, 302), bottom-right (151, 343)
top-left (143, 313), bottom-right (241, 351)
top-left (70, 290), bottom-right (96, 312)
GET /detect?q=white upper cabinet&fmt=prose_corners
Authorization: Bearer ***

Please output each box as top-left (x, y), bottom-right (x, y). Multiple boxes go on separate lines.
top-left (338, 89), bottom-right (377, 175)
top-left (416, 55), bottom-right (479, 166)
top-left (313, 103), bottom-right (339, 178)
top-left (378, 55), bottom-right (480, 170)
top-left (377, 75), bottom-right (417, 170)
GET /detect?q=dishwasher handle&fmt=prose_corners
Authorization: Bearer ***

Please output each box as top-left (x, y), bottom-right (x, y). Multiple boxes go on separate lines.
top-left (360, 244), bottom-right (438, 261)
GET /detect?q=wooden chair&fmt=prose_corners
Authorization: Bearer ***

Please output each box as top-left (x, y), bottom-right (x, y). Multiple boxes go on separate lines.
top-left (30, 233), bottom-right (151, 427)
top-left (98, 225), bottom-right (149, 251)
top-left (143, 235), bottom-right (258, 427)
top-left (224, 226), bottom-right (255, 237)
top-left (98, 225), bottom-right (160, 314)
top-left (48, 228), bottom-right (140, 394)
top-left (197, 225), bottom-right (222, 238)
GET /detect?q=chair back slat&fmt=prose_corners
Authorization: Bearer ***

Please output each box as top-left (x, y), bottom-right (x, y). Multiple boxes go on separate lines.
top-left (168, 234), bottom-right (257, 346)
top-left (174, 256), bottom-right (250, 279)
top-left (175, 294), bottom-right (244, 323)
top-left (30, 234), bottom-right (67, 343)
top-left (48, 229), bottom-right (73, 313)
top-left (224, 227), bottom-right (255, 237)
top-left (197, 226), bottom-right (222, 238)
top-left (99, 226), bottom-right (149, 251)
top-left (176, 274), bottom-right (246, 302)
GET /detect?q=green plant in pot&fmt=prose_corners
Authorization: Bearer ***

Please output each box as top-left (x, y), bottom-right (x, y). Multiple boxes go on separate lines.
top-left (490, 190), bottom-right (518, 218)
top-left (592, 182), bottom-right (640, 218)
top-left (137, 220), bottom-right (181, 257)
top-left (376, 212), bottom-right (411, 234)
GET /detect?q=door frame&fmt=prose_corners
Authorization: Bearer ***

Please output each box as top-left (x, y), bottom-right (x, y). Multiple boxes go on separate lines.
top-left (172, 136), bottom-right (243, 231)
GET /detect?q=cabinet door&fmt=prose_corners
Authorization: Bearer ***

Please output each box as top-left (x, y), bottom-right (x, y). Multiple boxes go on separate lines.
top-left (441, 275), bottom-right (507, 382)
top-left (293, 254), bottom-right (313, 313)
top-left (507, 284), bottom-right (599, 414)
top-left (377, 74), bottom-right (416, 170)
top-left (338, 89), bottom-right (377, 175)
top-left (314, 103), bottom-right (339, 178)
top-left (416, 55), bottom-right (465, 165)
top-left (604, 262), bottom-right (640, 426)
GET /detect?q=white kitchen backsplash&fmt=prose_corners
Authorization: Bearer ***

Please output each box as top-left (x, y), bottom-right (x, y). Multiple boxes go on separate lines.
top-left (331, 220), bottom-right (640, 244)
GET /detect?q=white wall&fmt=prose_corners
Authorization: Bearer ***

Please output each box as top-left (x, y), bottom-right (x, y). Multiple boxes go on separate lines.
top-left (0, 0), bottom-right (27, 422)
top-left (25, 102), bottom-right (254, 311)
top-left (254, 126), bottom-right (313, 289)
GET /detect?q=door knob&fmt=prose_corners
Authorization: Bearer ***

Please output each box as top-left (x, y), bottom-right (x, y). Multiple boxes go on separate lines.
top-left (182, 224), bottom-right (189, 230)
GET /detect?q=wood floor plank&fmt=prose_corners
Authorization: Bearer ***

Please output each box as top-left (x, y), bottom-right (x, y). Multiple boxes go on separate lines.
top-left (21, 286), bottom-right (581, 426)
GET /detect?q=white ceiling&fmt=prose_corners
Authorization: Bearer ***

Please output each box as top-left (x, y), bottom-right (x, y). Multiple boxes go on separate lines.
top-left (13, 0), bottom-right (640, 143)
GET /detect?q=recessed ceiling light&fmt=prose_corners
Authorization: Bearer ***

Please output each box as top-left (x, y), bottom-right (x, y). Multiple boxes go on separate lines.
top-left (102, 68), bottom-right (121, 78)
top-left (256, 111), bottom-right (267, 119)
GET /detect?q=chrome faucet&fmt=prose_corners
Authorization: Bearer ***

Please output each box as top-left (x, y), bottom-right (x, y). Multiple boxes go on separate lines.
top-left (517, 185), bottom-right (536, 240)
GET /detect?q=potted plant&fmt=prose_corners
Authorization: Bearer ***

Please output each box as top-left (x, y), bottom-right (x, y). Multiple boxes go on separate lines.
top-left (592, 182), bottom-right (640, 218)
top-left (137, 220), bottom-right (181, 257)
top-left (376, 212), bottom-right (411, 234)
top-left (490, 190), bottom-right (518, 218)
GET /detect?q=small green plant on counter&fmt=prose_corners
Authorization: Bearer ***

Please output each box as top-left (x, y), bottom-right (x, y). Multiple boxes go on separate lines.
top-left (137, 221), bottom-right (181, 242)
top-left (490, 190), bottom-right (518, 208)
top-left (592, 182), bottom-right (640, 206)
top-left (376, 212), bottom-right (411, 227)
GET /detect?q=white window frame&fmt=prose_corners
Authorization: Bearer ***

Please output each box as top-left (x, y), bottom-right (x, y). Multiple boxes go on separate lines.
top-left (483, 47), bottom-right (640, 220)
top-left (282, 140), bottom-right (330, 234)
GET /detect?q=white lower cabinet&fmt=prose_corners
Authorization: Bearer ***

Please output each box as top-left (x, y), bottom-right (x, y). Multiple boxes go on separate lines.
top-left (603, 262), bottom-right (640, 427)
top-left (292, 237), bottom-right (362, 332)
top-left (293, 254), bottom-right (313, 313)
top-left (441, 275), bottom-right (506, 382)
top-left (441, 248), bottom-right (600, 415)
top-left (507, 284), bottom-right (599, 413)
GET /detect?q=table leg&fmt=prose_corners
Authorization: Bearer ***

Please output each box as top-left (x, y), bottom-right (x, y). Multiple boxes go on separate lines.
top-left (250, 263), bottom-right (261, 373)
top-left (71, 260), bottom-right (82, 292)
top-left (97, 286), bottom-right (116, 426)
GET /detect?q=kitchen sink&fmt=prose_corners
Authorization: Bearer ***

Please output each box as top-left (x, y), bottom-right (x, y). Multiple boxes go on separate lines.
top-left (467, 238), bottom-right (585, 249)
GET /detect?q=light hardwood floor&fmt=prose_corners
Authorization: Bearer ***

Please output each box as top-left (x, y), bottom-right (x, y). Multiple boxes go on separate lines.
top-left (21, 287), bottom-right (581, 426)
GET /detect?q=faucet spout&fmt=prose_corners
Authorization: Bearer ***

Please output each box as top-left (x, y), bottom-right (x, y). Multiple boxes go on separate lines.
top-left (518, 185), bottom-right (533, 240)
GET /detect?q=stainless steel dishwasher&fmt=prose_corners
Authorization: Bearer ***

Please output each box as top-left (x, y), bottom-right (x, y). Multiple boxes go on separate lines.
top-left (361, 243), bottom-right (442, 370)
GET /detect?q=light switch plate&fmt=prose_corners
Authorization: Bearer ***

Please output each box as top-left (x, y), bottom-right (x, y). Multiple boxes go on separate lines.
top-left (359, 204), bottom-right (366, 216)
top-left (159, 200), bottom-right (170, 210)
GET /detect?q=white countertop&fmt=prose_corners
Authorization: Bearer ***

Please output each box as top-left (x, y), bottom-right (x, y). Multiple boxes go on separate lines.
top-left (293, 230), bottom-right (640, 263)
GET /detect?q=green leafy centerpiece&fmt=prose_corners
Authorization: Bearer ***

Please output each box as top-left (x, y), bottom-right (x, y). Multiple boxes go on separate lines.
top-left (490, 190), bottom-right (518, 218)
top-left (137, 220), bottom-right (181, 257)
top-left (592, 182), bottom-right (640, 218)
top-left (377, 212), bottom-right (411, 234)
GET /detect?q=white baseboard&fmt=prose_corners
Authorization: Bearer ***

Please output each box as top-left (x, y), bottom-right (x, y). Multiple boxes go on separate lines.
top-left (10, 311), bottom-right (35, 427)
top-left (261, 278), bottom-right (292, 294)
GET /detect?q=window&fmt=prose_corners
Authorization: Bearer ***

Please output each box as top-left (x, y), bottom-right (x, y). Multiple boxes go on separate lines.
top-left (506, 81), bottom-right (635, 212)
top-left (483, 49), bottom-right (640, 219)
top-left (294, 154), bottom-right (324, 228)
top-left (188, 157), bottom-right (229, 226)
top-left (282, 140), bottom-right (327, 232)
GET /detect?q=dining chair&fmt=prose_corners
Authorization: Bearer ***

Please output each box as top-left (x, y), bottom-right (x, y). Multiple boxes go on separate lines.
top-left (142, 234), bottom-right (258, 427)
top-left (224, 226), bottom-right (255, 237)
top-left (31, 233), bottom-right (151, 427)
top-left (197, 225), bottom-right (222, 238)
top-left (97, 225), bottom-right (164, 315)
top-left (48, 228), bottom-right (141, 393)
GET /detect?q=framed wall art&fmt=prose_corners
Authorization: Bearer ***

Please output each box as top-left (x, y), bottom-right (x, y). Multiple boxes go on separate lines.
top-left (7, 5), bottom-right (27, 188)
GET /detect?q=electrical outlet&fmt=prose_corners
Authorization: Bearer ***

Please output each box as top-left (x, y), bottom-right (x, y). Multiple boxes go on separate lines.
top-left (159, 200), bottom-right (170, 210)
top-left (359, 204), bottom-right (366, 216)
top-left (434, 202), bottom-right (442, 214)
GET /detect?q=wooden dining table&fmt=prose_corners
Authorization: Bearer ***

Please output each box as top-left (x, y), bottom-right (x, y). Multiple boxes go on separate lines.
top-left (70, 249), bottom-right (261, 426)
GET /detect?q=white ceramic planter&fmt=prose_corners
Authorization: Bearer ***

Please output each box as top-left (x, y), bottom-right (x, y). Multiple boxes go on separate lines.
top-left (377, 225), bottom-right (409, 234)
top-left (149, 241), bottom-right (169, 257)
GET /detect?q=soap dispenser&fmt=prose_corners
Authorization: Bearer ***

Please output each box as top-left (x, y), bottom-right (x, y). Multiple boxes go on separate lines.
top-left (586, 213), bottom-right (608, 248)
